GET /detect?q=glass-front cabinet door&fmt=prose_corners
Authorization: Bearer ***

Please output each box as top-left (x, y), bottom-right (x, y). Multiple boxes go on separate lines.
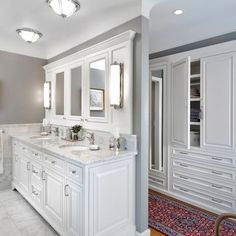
top-left (68, 61), bottom-right (84, 120)
top-left (87, 53), bottom-right (109, 123)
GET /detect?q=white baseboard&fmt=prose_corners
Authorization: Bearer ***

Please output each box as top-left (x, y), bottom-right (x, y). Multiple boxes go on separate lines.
top-left (136, 229), bottom-right (151, 236)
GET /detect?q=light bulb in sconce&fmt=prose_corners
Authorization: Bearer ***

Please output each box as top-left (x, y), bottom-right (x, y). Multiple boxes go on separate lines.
top-left (44, 81), bottom-right (51, 109)
top-left (110, 62), bottom-right (123, 109)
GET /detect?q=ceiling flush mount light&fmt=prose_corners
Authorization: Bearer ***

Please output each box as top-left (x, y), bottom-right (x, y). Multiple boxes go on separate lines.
top-left (110, 62), bottom-right (124, 109)
top-left (173, 9), bottom-right (184, 15)
top-left (47, 0), bottom-right (80, 18)
top-left (16, 28), bottom-right (43, 43)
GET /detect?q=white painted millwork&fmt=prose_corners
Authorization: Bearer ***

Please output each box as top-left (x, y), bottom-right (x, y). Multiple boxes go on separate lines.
top-left (201, 52), bottom-right (236, 152)
top-left (44, 31), bottom-right (135, 134)
top-left (12, 139), bottom-right (136, 236)
top-left (171, 57), bottom-right (190, 149)
top-left (149, 41), bottom-right (236, 214)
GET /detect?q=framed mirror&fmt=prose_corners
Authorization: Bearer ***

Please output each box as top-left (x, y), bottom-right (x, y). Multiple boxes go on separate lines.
top-left (88, 54), bottom-right (108, 122)
top-left (55, 71), bottom-right (65, 116)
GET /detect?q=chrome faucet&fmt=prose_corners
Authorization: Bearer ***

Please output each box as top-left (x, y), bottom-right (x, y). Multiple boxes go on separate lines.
top-left (86, 132), bottom-right (95, 145)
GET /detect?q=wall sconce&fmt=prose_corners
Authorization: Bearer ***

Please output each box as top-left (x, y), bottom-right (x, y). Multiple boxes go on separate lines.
top-left (110, 62), bottom-right (123, 109)
top-left (44, 81), bottom-right (51, 109)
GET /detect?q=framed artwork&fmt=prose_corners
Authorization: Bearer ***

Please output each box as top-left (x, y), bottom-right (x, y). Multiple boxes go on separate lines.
top-left (90, 89), bottom-right (104, 111)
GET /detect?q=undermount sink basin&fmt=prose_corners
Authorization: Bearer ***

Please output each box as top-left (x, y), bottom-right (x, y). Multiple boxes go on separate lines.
top-left (59, 144), bottom-right (89, 151)
top-left (30, 136), bottom-right (53, 140)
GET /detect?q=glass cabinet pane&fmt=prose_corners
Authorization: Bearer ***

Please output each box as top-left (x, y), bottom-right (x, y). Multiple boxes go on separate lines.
top-left (71, 66), bottom-right (82, 116)
top-left (89, 59), bottom-right (106, 118)
top-left (55, 72), bottom-right (64, 116)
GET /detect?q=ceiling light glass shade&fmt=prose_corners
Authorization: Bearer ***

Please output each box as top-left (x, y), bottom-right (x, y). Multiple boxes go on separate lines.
top-left (47, 0), bottom-right (80, 18)
top-left (16, 28), bottom-right (43, 43)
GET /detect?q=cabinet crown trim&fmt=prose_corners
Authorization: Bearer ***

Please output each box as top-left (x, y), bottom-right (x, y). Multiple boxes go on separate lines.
top-left (44, 30), bottom-right (136, 71)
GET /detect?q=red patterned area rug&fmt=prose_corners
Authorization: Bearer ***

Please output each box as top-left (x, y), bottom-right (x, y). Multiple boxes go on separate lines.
top-left (149, 191), bottom-right (236, 236)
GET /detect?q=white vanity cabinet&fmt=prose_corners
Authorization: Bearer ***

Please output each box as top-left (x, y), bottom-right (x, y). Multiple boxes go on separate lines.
top-left (11, 139), bottom-right (136, 236)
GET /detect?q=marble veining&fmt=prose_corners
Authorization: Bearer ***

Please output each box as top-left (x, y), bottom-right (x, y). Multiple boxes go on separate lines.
top-left (0, 189), bottom-right (58, 236)
top-left (11, 133), bottom-right (137, 166)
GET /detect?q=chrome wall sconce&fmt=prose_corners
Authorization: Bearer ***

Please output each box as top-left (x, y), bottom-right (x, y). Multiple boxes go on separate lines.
top-left (44, 81), bottom-right (51, 109)
top-left (110, 62), bottom-right (124, 109)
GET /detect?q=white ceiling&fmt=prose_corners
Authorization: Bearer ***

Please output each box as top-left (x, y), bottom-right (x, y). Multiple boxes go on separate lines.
top-left (149, 0), bottom-right (236, 54)
top-left (0, 0), bottom-right (140, 59)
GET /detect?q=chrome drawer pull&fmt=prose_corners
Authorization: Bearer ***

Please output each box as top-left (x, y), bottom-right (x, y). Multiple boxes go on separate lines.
top-left (41, 171), bottom-right (46, 181)
top-left (34, 153), bottom-right (39, 156)
top-left (212, 170), bottom-right (223, 175)
top-left (211, 198), bottom-right (223, 203)
top-left (179, 152), bottom-right (188, 155)
top-left (64, 184), bottom-right (69, 197)
top-left (212, 157), bottom-right (223, 161)
top-left (32, 169), bottom-right (39, 174)
top-left (179, 163), bottom-right (189, 167)
top-left (32, 190), bottom-right (39, 196)
top-left (51, 160), bottom-right (56, 164)
top-left (179, 187), bottom-right (189, 192)
top-left (179, 175), bottom-right (189, 180)
top-left (212, 184), bottom-right (223, 189)
top-left (71, 170), bottom-right (77, 174)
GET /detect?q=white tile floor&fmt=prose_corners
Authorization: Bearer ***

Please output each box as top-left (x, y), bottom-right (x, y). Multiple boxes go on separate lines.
top-left (0, 189), bottom-right (58, 236)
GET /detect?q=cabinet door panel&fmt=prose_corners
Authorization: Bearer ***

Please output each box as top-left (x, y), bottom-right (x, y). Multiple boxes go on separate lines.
top-left (66, 181), bottom-right (83, 236)
top-left (44, 169), bottom-right (64, 226)
top-left (19, 156), bottom-right (30, 193)
top-left (171, 57), bottom-right (190, 148)
top-left (201, 53), bottom-right (236, 151)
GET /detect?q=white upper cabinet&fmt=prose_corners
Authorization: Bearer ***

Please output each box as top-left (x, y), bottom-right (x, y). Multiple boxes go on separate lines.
top-left (171, 57), bottom-right (190, 148)
top-left (201, 52), bottom-right (236, 152)
top-left (44, 31), bottom-right (136, 134)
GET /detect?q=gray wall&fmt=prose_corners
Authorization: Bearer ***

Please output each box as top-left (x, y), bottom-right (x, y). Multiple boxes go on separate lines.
top-left (0, 50), bottom-right (46, 124)
top-left (48, 16), bottom-right (150, 234)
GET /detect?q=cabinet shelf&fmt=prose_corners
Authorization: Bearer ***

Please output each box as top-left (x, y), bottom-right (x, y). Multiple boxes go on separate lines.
top-left (190, 98), bottom-right (201, 102)
top-left (191, 74), bottom-right (201, 78)
top-left (191, 82), bottom-right (200, 86)
top-left (190, 122), bottom-right (200, 125)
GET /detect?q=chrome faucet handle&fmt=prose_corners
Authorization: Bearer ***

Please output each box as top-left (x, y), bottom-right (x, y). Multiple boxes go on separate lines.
top-left (86, 132), bottom-right (95, 145)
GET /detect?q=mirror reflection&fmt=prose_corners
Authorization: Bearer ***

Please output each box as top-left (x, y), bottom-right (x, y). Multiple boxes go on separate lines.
top-left (151, 69), bottom-right (163, 172)
top-left (55, 72), bottom-right (64, 116)
top-left (71, 66), bottom-right (82, 116)
top-left (89, 59), bottom-right (106, 118)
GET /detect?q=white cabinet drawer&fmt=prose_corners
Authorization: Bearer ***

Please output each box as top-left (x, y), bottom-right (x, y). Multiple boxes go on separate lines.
top-left (66, 163), bottom-right (83, 184)
top-left (149, 176), bottom-right (167, 190)
top-left (172, 171), bottom-right (236, 197)
top-left (30, 148), bottom-right (42, 162)
top-left (31, 184), bottom-right (43, 206)
top-left (19, 143), bottom-right (31, 157)
top-left (44, 154), bottom-right (65, 173)
top-left (31, 162), bottom-right (42, 187)
top-left (172, 148), bottom-right (235, 167)
top-left (172, 159), bottom-right (236, 183)
top-left (171, 182), bottom-right (236, 212)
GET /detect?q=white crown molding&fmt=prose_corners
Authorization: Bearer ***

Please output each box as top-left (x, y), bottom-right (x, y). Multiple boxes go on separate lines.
top-left (44, 30), bottom-right (136, 71)
top-left (136, 229), bottom-right (151, 236)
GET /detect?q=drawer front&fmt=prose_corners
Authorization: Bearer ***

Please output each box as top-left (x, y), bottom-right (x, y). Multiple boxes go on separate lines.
top-left (149, 175), bottom-right (167, 190)
top-left (30, 148), bottom-right (42, 162)
top-left (172, 148), bottom-right (235, 167)
top-left (172, 159), bottom-right (236, 183)
top-left (172, 170), bottom-right (236, 198)
top-left (18, 143), bottom-right (31, 157)
top-left (31, 162), bottom-right (42, 187)
top-left (171, 182), bottom-right (236, 212)
top-left (31, 184), bottom-right (43, 206)
top-left (44, 154), bottom-right (65, 173)
top-left (66, 163), bottom-right (83, 184)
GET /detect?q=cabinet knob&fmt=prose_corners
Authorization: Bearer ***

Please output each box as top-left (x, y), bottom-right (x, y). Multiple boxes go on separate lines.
top-left (51, 160), bottom-right (56, 164)
top-left (71, 170), bottom-right (76, 174)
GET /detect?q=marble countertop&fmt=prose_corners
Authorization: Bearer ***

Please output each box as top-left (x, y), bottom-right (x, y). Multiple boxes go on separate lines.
top-left (11, 134), bottom-right (137, 166)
